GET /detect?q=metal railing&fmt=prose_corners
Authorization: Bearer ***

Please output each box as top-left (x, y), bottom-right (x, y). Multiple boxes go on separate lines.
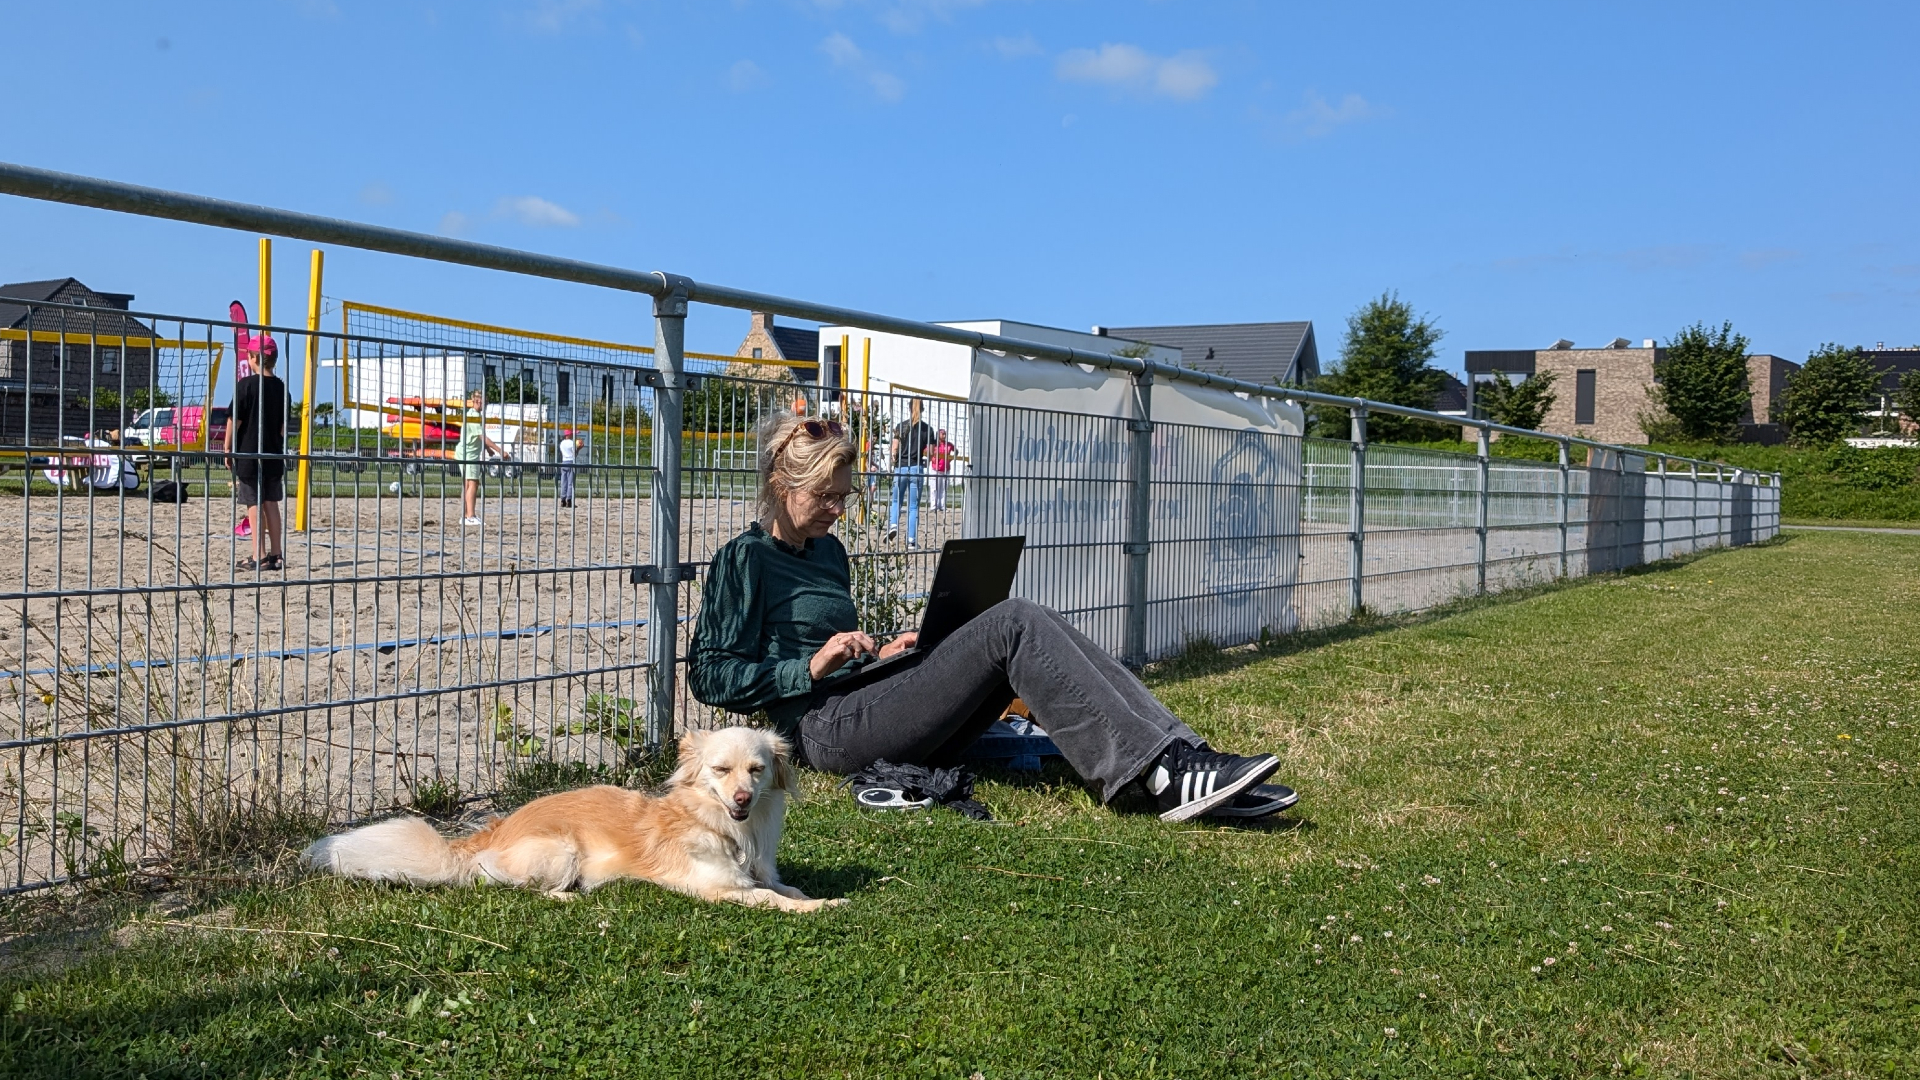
top-left (0, 164), bottom-right (1782, 893)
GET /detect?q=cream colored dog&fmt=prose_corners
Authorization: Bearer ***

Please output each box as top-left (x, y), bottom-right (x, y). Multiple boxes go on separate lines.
top-left (301, 727), bottom-right (842, 912)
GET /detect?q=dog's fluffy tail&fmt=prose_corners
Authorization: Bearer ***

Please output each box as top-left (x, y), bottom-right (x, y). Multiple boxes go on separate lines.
top-left (301, 817), bottom-right (476, 886)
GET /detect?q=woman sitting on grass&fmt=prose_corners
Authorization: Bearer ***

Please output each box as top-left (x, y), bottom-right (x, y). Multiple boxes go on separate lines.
top-left (688, 412), bottom-right (1298, 821)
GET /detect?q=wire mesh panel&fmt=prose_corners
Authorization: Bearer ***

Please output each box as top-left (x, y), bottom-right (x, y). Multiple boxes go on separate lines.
top-left (0, 296), bottom-right (1787, 893)
top-left (1, 300), bottom-right (663, 892)
top-left (1144, 421), bottom-right (1305, 658)
top-left (963, 400), bottom-right (1133, 653)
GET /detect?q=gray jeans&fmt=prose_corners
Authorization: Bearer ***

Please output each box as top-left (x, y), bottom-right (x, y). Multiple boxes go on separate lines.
top-left (798, 598), bottom-right (1200, 803)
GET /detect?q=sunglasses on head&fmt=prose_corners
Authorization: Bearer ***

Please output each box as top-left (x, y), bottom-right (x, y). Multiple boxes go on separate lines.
top-left (796, 419), bottom-right (844, 439)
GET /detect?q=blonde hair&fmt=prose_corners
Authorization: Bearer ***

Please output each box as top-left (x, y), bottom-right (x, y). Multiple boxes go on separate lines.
top-left (757, 412), bottom-right (856, 526)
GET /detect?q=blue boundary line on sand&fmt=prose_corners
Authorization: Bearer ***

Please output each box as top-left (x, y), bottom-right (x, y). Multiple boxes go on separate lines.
top-left (2, 616), bottom-right (656, 679)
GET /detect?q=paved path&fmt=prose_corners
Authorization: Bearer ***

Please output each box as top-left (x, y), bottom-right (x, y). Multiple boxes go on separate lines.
top-left (1784, 524), bottom-right (1920, 535)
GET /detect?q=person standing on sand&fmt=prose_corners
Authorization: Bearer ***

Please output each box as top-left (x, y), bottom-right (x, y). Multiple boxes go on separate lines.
top-left (557, 429), bottom-right (578, 508)
top-left (457, 389), bottom-right (507, 527)
top-left (928, 427), bottom-right (956, 514)
top-left (224, 341), bottom-right (290, 570)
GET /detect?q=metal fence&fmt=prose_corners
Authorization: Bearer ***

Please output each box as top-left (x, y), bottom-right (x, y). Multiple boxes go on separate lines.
top-left (0, 164), bottom-right (1782, 893)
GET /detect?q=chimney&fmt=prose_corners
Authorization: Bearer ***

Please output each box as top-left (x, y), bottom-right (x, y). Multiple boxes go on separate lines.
top-left (751, 312), bottom-right (774, 333)
top-left (1091, 326), bottom-right (1109, 336)
top-left (1877, 341), bottom-right (1885, 350)
top-left (1642, 339), bottom-right (1655, 348)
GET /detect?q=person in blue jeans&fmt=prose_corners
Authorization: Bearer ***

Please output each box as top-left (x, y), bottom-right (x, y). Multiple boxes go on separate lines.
top-left (886, 397), bottom-right (934, 546)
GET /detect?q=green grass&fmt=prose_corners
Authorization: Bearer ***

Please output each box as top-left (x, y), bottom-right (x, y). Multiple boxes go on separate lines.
top-left (4, 532), bottom-right (1916, 1078)
top-left (1783, 518), bottom-right (1920, 531)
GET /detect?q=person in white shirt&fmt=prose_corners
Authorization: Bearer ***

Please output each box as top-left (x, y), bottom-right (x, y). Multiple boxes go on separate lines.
top-left (557, 430), bottom-right (578, 508)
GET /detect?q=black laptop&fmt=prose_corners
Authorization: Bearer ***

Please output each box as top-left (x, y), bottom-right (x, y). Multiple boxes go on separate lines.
top-left (837, 535), bottom-right (1026, 686)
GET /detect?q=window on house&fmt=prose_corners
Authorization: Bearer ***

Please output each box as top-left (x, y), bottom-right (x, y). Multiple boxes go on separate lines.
top-left (99, 348), bottom-right (118, 374)
top-left (751, 347), bottom-right (763, 359)
top-left (822, 345), bottom-right (841, 402)
top-left (1574, 369), bottom-right (1597, 426)
top-left (556, 371), bottom-right (571, 407)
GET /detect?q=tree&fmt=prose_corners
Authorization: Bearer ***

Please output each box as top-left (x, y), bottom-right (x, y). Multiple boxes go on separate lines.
top-left (312, 401), bottom-right (336, 428)
top-left (1653, 321), bottom-right (1750, 442)
top-left (1312, 292), bottom-right (1452, 442)
top-left (1772, 344), bottom-right (1880, 446)
top-left (485, 374), bottom-right (543, 404)
top-left (1475, 370), bottom-right (1558, 430)
top-left (1893, 370), bottom-right (1920, 438)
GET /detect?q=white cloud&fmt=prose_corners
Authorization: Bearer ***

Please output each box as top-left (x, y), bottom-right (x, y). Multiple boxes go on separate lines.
top-left (1154, 53), bottom-right (1218, 101)
top-left (1284, 91), bottom-right (1381, 137)
top-left (821, 31), bottom-right (863, 67)
top-left (867, 70), bottom-right (906, 102)
top-left (1058, 43), bottom-right (1153, 85)
top-left (494, 196), bottom-right (581, 228)
top-left (992, 34), bottom-right (1042, 60)
top-left (525, 0), bottom-right (601, 34)
top-left (819, 33), bottom-right (906, 102)
top-left (867, 0), bottom-right (996, 34)
top-left (1056, 43), bottom-right (1217, 101)
top-left (728, 59), bottom-right (768, 92)
top-left (438, 211), bottom-right (471, 237)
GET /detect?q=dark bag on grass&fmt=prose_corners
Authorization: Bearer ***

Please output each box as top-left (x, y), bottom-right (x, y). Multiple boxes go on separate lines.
top-left (843, 760), bottom-right (991, 821)
top-left (150, 480), bottom-right (191, 503)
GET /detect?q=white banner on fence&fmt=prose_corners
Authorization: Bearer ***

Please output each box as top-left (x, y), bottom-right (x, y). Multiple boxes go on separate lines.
top-left (966, 350), bottom-right (1305, 660)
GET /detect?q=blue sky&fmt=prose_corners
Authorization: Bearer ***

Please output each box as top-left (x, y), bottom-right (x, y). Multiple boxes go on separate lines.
top-left (2, 0), bottom-right (1917, 375)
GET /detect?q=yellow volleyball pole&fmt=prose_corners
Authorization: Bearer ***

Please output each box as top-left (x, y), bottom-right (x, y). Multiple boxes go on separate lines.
top-left (294, 248), bottom-right (323, 531)
top-left (257, 237), bottom-right (272, 326)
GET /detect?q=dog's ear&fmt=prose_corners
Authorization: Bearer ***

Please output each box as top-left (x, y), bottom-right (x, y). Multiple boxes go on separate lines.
top-left (769, 734), bottom-right (800, 796)
top-left (668, 729), bottom-right (709, 789)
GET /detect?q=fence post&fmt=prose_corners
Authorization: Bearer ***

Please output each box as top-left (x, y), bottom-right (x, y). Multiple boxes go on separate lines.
top-left (1557, 437), bottom-right (1570, 578)
top-left (1475, 423), bottom-right (1490, 594)
top-left (1348, 406), bottom-right (1366, 618)
top-left (646, 276), bottom-right (690, 748)
top-left (1690, 459), bottom-right (1700, 547)
top-left (1720, 463), bottom-right (1735, 545)
top-left (1654, 455), bottom-right (1667, 559)
top-left (1123, 371), bottom-right (1153, 668)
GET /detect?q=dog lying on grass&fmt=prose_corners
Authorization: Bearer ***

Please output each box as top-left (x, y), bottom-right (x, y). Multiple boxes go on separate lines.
top-left (301, 727), bottom-right (844, 913)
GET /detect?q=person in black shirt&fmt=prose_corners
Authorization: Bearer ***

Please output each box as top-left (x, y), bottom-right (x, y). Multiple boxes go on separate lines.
top-left (224, 339), bottom-right (289, 571)
top-left (885, 398), bottom-right (935, 545)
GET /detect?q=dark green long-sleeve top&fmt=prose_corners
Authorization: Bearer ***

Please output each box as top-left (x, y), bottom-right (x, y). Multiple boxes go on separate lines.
top-left (688, 523), bottom-right (861, 739)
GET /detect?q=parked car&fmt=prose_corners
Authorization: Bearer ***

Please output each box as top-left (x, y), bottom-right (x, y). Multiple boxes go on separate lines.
top-left (125, 405), bottom-right (228, 466)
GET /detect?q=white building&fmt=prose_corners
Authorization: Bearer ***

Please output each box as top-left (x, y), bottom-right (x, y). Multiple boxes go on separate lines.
top-left (811, 320), bottom-right (1181, 401)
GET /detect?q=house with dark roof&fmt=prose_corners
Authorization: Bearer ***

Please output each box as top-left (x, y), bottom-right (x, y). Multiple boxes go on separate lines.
top-left (736, 312), bottom-right (820, 382)
top-left (1097, 321), bottom-right (1320, 386)
top-left (0, 278), bottom-right (157, 445)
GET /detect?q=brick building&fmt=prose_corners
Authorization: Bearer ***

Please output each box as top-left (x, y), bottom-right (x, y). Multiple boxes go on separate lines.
top-left (1465, 339), bottom-right (1797, 444)
top-left (0, 278), bottom-right (155, 445)
top-left (736, 312), bottom-right (820, 382)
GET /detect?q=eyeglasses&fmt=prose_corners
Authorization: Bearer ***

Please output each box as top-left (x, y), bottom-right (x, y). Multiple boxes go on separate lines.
top-left (806, 488), bottom-right (854, 508)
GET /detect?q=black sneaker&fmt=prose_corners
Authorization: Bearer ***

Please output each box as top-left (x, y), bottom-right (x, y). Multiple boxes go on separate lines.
top-left (1209, 783), bottom-right (1300, 819)
top-left (1154, 744), bottom-right (1280, 822)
